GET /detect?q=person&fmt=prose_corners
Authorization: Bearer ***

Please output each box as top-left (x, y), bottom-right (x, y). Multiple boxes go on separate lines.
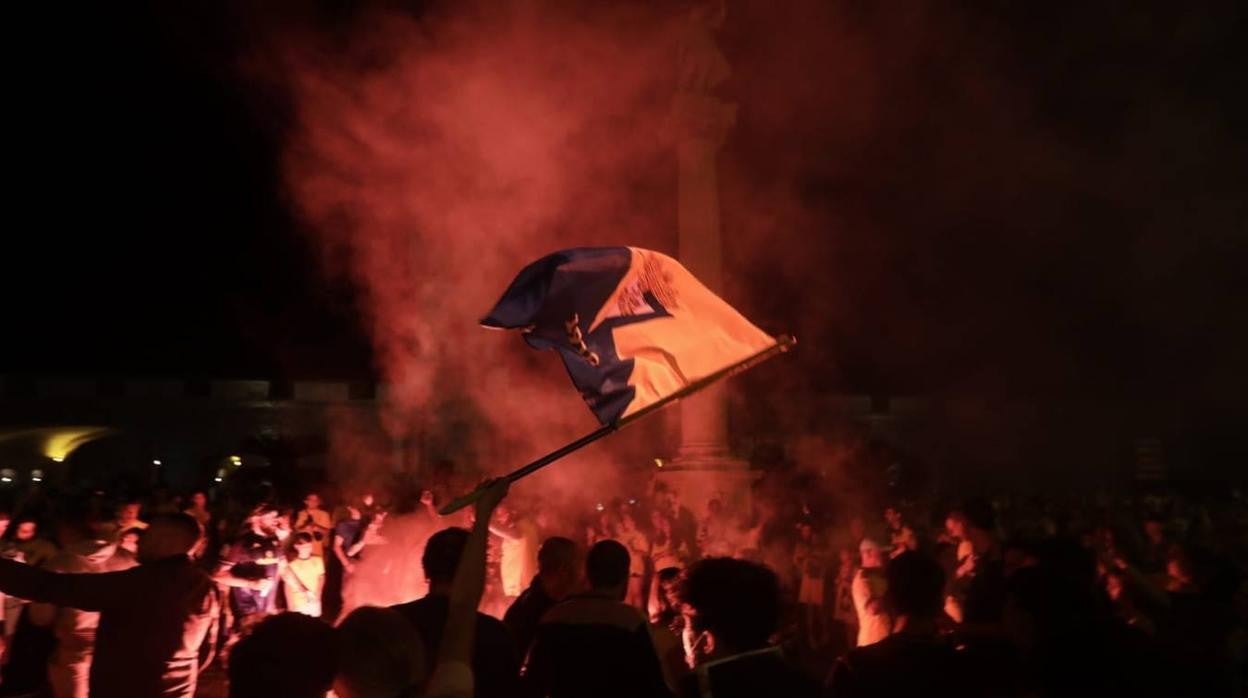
top-left (272, 511), bottom-right (293, 548)
top-left (118, 527), bottom-right (143, 556)
top-left (852, 538), bottom-right (890, 647)
top-left (31, 511), bottom-right (137, 698)
top-left (3, 518), bottom-right (59, 644)
top-left (831, 546), bottom-right (860, 656)
top-left (794, 521), bottom-right (830, 648)
top-left (503, 536), bottom-right (581, 659)
top-left (227, 612), bottom-right (335, 698)
top-left (2, 519), bottom-right (62, 695)
top-left (883, 506), bottom-right (918, 559)
top-left (114, 500), bottom-right (149, 539)
top-left (281, 532), bottom-right (325, 617)
top-left (332, 502), bottom-right (367, 578)
top-left (343, 508), bottom-right (388, 614)
top-left (826, 552), bottom-right (976, 698)
top-left (1139, 515), bottom-right (1169, 575)
top-left (649, 510), bottom-right (687, 575)
top-left (587, 508), bottom-right (617, 548)
top-left (698, 499), bottom-right (734, 558)
top-left (947, 503), bottom-right (1005, 626)
top-left (293, 492), bottom-right (332, 556)
top-left (677, 557), bottom-right (818, 698)
top-left (1105, 569), bottom-right (1156, 635)
top-left (491, 503), bottom-right (539, 602)
top-left (214, 504), bottom-right (282, 641)
top-left (523, 540), bottom-right (671, 698)
top-left (334, 606), bottom-right (426, 698)
top-left (0, 513), bottom-right (219, 697)
top-left (647, 567), bottom-right (690, 691)
top-left (423, 479), bottom-right (511, 698)
top-left (1003, 548), bottom-right (1175, 698)
top-left (391, 527), bottom-right (519, 698)
top-left (616, 511), bottom-right (650, 607)
top-left (1164, 546), bottom-right (1197, 593)
top-left (649, 567), bottom-right (684, 634)
top-left (0, 511), bottom-right (12, 643)
top-left (664, 491), bottom-right (700, 561)
top-left (12, 518), bottom-right (58, 568)
top-left (944, 511), bottom-right (974, 577)
top-left (183, 492), bottom-right (211, 532)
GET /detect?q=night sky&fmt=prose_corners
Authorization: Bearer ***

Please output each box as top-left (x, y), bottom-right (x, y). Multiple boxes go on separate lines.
top-left (3, 0), bottom-right (1245, 409)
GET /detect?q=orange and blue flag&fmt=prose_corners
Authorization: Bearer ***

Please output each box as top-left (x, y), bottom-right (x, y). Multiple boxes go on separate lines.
top-left (483, 247), bottom-right (776, 425)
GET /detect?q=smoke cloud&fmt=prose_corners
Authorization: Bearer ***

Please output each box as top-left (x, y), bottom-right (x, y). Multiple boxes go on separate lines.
top-left (265, 2), bottom-right (688, 501)
top-left (251, 0), bottom-right (1245, 499)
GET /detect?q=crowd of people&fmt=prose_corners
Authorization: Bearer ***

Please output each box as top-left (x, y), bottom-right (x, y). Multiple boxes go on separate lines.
top-left (0, 466), bottom-right (1243, 697)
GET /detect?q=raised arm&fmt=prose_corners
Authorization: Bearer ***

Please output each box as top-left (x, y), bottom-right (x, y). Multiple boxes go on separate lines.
top-left (0, 559), bottom-right (135, 612)
top-left (424, 479), bottom-right (510, 698)
top-left (488, 521), bottom-right (523, 542)
top-left (441, 480), bottom-right (509, 663)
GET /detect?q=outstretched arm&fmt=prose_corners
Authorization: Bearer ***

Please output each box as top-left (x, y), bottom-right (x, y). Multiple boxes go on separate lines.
top-left (0, 559), bottom-right (135, 612)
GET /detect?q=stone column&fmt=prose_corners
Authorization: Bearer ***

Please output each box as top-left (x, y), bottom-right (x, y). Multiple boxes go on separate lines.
top-left (663, 2), bottom-right (756, 517)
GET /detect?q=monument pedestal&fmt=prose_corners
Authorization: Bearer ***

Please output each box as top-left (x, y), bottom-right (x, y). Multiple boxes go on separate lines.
top-left (659, 460), bottom-right (759, 519)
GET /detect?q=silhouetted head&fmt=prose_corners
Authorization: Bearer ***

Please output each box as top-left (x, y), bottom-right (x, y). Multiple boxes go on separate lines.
top-left (681, 557), bottom-right (780, 660)
top-left (137, 513), bottom-right (201, 564)
top-left (333, 606), bottom-right (424, 698)
top-left (537, 536), bottom-right (581, 600)
top-left (422, 527), bottom-right (469, 593)
top-left (229, 612), bottom-right (335, 698)
top-left (586, 539), bottom-right (630, 598)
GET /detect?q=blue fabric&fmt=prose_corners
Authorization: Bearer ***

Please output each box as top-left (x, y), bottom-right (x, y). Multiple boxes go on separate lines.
top-left (483, 247), bottom-right (673, 425)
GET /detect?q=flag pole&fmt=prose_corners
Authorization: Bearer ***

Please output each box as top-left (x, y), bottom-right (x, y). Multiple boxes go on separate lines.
top-left (438, 334), bottom-right (796, 515)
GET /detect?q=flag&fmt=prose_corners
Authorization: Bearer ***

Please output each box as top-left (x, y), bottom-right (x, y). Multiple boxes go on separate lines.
top-left (483, 246), bottom-right (776, 425)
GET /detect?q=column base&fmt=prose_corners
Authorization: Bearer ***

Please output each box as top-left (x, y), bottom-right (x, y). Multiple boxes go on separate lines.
top-left (658, 456), bottom-right (759, 519)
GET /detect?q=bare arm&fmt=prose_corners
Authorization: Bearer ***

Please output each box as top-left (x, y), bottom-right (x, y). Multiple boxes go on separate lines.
top-left (439, 480), bottom-right (510, 666)
top-left (488, 522), bottom-right (523, 542)
top-left (313, 566), bottom-right (325, 600)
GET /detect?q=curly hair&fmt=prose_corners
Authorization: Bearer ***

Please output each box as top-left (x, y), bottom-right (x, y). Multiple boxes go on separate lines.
top-left (680, 557), bottom-right (779, 652)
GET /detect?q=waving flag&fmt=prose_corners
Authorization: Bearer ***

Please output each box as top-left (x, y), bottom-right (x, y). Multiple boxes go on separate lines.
top-left (483, 247), bottom-right (778, 425)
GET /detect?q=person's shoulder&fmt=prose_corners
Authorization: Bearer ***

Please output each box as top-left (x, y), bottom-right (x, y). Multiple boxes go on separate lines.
top-left (540, 595), bottom-right (646, 631)
top-left (846, 634), bottom-right (960, 673)
top-left (676, 672), bottom-right (699, 698)
top-left (476, 610), bottom-right (509, 631)
top-left (391, 595), bottom-right (433, 616)
top-left (475, 611), bottom-right (516, 654)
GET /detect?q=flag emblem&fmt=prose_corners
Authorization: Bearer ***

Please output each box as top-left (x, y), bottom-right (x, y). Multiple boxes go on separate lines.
top-left (483, 247), bottom-right (776, 425)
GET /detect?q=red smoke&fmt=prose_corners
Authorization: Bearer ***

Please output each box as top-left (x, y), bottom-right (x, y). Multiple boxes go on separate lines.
top-left (271, 3), bottom-right (685, 499)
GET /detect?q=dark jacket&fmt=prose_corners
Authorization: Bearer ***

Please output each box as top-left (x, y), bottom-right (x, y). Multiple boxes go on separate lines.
top-left (391, 593), bottom-right (519, 698)
top-left (524, 592), bottom-right (671, 698)
top-left (0, 555), bottom-right (218, 697)
top-left (825, 634), bottom-right (972, 698)
top-left (679, 647), bottom-right (816, 698)
top-left (504, 575), bottom-right (558, 659)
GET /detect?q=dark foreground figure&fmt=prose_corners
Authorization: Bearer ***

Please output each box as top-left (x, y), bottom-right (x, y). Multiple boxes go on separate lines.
top-left (0, 514), bottom-right (217, 698)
